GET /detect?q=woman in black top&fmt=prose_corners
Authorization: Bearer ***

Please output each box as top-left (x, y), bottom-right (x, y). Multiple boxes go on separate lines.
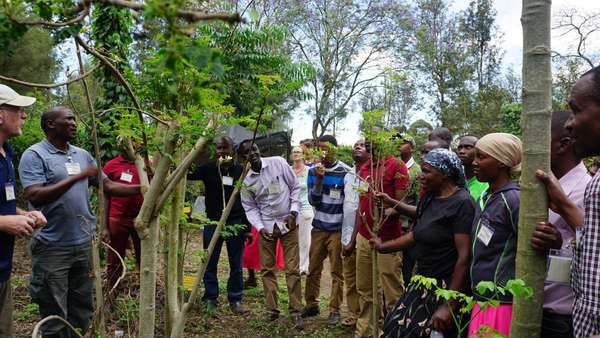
top-left (371, 149), bottom-right (476, 338)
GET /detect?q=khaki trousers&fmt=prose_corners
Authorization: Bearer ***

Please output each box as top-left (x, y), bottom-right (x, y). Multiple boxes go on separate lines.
top-left (0, 279), bottom-right (13, 338)
top-left (343, 250), bottom-right (360, 321)
top-left (259, 226), bottom-right (302, 314)
top-left (304, 230), bottom-right (344, 312)
top-left (355, 233), bottom-right (404, 337)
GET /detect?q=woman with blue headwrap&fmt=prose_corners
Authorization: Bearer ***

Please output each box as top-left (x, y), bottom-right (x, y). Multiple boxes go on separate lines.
top-left (371, 149), bottom-right (476, 337)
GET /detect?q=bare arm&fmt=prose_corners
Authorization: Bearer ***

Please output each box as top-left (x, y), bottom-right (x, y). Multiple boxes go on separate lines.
top-left (24, 166), bottom-right (96, 207)
top-left (371, 231), bottom-right (416, 253)
top-left (103, 178), bottom-right (141, 196)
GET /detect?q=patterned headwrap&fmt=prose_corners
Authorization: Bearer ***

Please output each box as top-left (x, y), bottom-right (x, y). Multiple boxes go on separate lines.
top-left (423, 148), bottom-right (467, 187)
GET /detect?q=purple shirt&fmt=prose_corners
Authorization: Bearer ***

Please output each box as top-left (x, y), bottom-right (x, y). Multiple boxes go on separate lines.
top-left (241, 156), bottom-right (301, 234)
top-left (543, 162), bottom-right (591, 314)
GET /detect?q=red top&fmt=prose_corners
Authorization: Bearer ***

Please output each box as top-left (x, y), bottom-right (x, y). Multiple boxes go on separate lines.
top-left (357, 156), bottom-right (409, 241)
top-left (103, 155), bottom-right (143, 219)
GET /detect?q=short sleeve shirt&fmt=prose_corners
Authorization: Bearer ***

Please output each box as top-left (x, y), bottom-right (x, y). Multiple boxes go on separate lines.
top-left (103, 155), bottom-right (143, 219)
top-left (357, 156), bottom-right (409, 241)
top-left (0, 143), bottom-right (18, 282)
top-left (412, 188), bottom-right (475, 279)
top-left (19, 140), bottom-right (100, 246)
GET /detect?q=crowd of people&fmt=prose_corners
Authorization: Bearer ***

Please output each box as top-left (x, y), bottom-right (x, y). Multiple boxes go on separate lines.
top-left (0, 65), bottom-right (599, 338)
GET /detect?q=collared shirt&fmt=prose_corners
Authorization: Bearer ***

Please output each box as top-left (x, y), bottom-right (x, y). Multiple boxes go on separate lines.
top-left (467, 176), bottom-right (489, 203)
top-left (0, 143), bottom-right (17, 282)
top-left (572, 170), bottom-right (600, 315)
top-left (187, 161), bottom-right (247, 225)
top-left (103, 154), bottom-right (143, 219)
top-left (544, 162), bottom-right (591, 314)
top-left (307, 160), bottom-right (351, 232)
top-left (241, 156), bottom-right (300, 234)
top-left (342, 165), bottom-right (365, 246)
top-left (357, 156), bottom-right (409, 241)
top-left (19, 139), bottom-right (103, 246)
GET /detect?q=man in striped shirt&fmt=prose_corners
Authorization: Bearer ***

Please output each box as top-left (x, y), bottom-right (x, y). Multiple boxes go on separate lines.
top-left (303, 135), bottom-right (351, 326)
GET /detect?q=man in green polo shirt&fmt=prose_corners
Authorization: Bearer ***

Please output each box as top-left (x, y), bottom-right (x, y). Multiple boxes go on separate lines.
top-left (457, 135), bottom-right (488, 202)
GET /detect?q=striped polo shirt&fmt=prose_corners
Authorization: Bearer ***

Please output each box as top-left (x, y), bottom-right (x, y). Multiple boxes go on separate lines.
top-left (307, 160), bottom-right (351, 231)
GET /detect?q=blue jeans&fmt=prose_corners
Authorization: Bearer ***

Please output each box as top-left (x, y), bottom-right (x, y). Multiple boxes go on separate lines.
top-left (202, 223), bottom-right (246, 304)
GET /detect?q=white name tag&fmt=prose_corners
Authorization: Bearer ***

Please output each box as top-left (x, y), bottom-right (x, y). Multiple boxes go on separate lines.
top-left (120, 172), bottom-right (133, 183)
top-left (65, 162), bottom-right (81, 176)
top-left (268, 182), bottom-right (280, 194)
top-left (5, 184), bottom-right (15, 201)
top-left (222, 176), bottom-right (234, 186)
top-left (329, 188), bottom-right (341, 200)
top-left (477, 222), bottom-right (494, 246)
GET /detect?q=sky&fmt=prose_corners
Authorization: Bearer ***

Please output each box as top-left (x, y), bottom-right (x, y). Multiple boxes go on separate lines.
top-left (290, 0), bottom-right (600, 146)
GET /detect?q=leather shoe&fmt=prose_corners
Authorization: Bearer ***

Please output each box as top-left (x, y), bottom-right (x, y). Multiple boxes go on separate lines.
top-left (229, 301), bottom-right (247, 314)
top-left (301, 306), bottom-right (319, 318)
top-left (291, 313), bottom-right (304, 330)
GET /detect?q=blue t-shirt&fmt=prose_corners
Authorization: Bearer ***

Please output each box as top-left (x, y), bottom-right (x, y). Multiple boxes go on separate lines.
top-left (19, 139), bottom-right (99, 246)
top-left (0, 143), bottom-right (18, 282)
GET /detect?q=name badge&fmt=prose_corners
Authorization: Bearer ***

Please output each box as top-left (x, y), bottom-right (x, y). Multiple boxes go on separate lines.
top-left (222, 176), bottom-right (234, 186)
top-left (477, 222), bottom-right (494, 246)
top-left (65, 162), bottom-right (81, 176)
top-left (120, 172), bottom-right (133, 183)
top-left (5, 184), bottom-right (15, 201)
top-left (546, 249), bottom-right (572, 284)
top-left (268, 182), bottom-right (280, 194)
top-left (329, 188), bottom-right (341, 200)
top-left (575, 227), bottom-right (584, 248)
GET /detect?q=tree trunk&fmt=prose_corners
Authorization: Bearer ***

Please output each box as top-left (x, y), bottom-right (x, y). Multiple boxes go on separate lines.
top-left (510, 0), bottom-right (552, 337)
top-left (139, 216), bottom-right (160, 338)
top-left (371, 251), bottom-right (379, 338)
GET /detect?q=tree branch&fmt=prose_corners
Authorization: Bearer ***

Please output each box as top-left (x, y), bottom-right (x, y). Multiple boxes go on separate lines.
top-left (9, 3), bottom-right (90, 27)
top-left (97, 0), bottom-right (243, 23)
top-left (0, 65), bottom-right (100, 89)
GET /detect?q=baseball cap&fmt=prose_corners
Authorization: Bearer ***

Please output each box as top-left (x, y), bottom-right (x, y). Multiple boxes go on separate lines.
top-left (0, 84), bottom-right (36, 107)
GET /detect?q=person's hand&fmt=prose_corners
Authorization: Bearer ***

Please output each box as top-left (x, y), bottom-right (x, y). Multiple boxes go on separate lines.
top-left (384, 207), bottom-right (397, 218)
top-left (259, 228), bottom-right (273, 242)
top-left (286, 213), bottom-right (298, 231)
top-left (314, 164), bottom-right (325, 178)
top-left (431, 304), bottom-right (452, 332)
top-left (369, 236), bottom-right (383, 251)
top-left (101, 227), bottom-right (110, 243)
top-left (536, 170), bottom-right (569, 215)
top-left (531, 221), bottom-right (563, 251)
top-left (375, 191), bottom-right (394, 205)
top-left (244, 231), bottom-right (254, 245)
top-left (0, 215), bottom-right (35, 237)
top-left (80, 165), bottom-right (99, 179)
top-left (24, 210), bottom-right (46, 228)
top-left (342, 240), bottom-right (355, 257)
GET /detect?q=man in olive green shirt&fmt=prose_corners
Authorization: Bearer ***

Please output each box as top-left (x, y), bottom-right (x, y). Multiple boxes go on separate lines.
top-left (457, 135), bottom-right (488, 202)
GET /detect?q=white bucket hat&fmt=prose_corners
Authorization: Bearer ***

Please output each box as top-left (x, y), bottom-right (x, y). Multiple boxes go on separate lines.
top-left (0, 84), bottom-right (36, 107)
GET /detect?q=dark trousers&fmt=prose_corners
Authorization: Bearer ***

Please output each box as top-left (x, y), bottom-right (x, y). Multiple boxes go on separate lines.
top-left (541, 310), bottom-right (574, 338)
top-left (0, 279), bottom-right (13, 338)
top-left (401, 248), bottom-right (416, 286)
top-left (29, 239), bottom-right (93, 338)
top-left (107, 217), bottom-right (141, 288)
top-left (202, 223), bottom-right (246, 304)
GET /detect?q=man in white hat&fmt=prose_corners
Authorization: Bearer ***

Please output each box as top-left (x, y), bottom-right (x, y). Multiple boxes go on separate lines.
top-left (0, 84), bottom-right (47, 337)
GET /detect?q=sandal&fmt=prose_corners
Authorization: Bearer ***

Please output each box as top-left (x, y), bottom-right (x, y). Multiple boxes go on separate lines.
top-left (341, 317), bottom-right (356, 327)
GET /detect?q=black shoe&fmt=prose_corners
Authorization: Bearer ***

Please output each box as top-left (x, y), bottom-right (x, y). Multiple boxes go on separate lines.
top-left (291, 313), bottom-right (304, 330)
top-left (230, 301), bottom-right (247, 314)
top-left (244, 277), bottom-right (257, 289)
top-left (301, 306), bottom-right (320, 318)
top-left (266, 311), bottom-right (279, 321)
top-left (326, 312), bottom-right (340, 326)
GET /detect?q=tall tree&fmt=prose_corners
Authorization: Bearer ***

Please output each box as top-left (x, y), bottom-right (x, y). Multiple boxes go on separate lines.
top-left (359, 69), bottom-right (418, 130)
top-left (278, 0), bottom-right (409, 138)
top-left (510, 0), bottom-right (552, 336)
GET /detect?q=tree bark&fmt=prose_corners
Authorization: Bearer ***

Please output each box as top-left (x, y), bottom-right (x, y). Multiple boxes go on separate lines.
top-left (510, 0), bottom-right (552, 336)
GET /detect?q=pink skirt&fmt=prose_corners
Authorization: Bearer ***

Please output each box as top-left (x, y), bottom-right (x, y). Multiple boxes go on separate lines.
top-left (468, 303), bottom-right (512, 337)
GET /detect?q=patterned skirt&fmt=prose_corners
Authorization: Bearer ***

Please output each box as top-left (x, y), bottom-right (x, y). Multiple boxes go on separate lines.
top-left (382, 280), bottom-right (459, 338)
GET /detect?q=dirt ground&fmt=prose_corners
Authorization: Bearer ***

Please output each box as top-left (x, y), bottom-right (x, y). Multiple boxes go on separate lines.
top-left (11, 232), bottom-right (355, 338)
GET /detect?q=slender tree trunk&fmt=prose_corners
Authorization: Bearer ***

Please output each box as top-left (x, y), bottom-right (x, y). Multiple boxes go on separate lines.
top-left (74, 40), bottom-right (106, 337)
top-left (166, 177), bottom-right (185, 330)
top-left (371, 251), bottom-right (379, 338)
top-left (510, 0), bottom-right (552, 336)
